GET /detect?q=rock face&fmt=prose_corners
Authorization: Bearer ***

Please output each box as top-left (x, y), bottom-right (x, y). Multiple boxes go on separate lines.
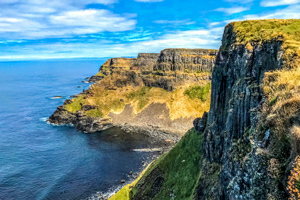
top-left (49, 48), bottom-right (217, 138)
top-left (134, 53), bottom-right (160, 70)
top-left (106, 19), bottom-right (300, 200)
top-left (89, 48), bottom-right (218, 83)
top-left (196, 22), bottom-right (285, 199)
top-left (155, 48), bottom-right (217, 72)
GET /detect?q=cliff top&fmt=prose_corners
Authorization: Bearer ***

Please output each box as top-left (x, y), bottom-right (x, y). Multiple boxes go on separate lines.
top-left (229, 19), bottom-right (300, 45)
top-left (226, 19), bottom-right (300, 67)
top-left (161, 48), bottom-right (218, 54)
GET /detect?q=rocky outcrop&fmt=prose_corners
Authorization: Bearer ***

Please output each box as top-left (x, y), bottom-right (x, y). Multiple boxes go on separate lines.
top-left (196, 21), bottom-right (288, 200)
top-left (134, 53), bottom-right (160, 70)
top-left (89, 48), bottom-right (218, 83)
top-left (155, 48), bottom-right (217, 72)
top-left (100, 58), bottom-right (137, 76)
top-left (49, 48), bottom-right (216, 138)
top-left (105, 19), bottom-right (300, 200)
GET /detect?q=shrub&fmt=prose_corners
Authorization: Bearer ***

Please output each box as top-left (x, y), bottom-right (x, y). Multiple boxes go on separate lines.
top-left (85, 109), bottom-right (103, 117)
top-left (184, 83), bottom-right (211, 102)
top-left (287, 156), bottom-right (300, 200)
top-left (66, 96), bottom-right (85, 113)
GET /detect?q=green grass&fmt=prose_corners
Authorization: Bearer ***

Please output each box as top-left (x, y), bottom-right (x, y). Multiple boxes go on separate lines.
top-left (66, 96), bottom-right (85, 113)
top-left (126, 87), bottom-right (152, 111)
top-left (184, 83), bottom-right (211, 102)
top-left (110, 128), bottom-right (203, 200)
top-left (85, 109), bottom-right (103, 117)
top-left (95, 71), bottom-right (105, 77)
top-left (232, 19), bottom-right (300, 44)
top-left (127, 86), bottom-right (151, 100)
top-left (145, 128), bottom-right (203, 200)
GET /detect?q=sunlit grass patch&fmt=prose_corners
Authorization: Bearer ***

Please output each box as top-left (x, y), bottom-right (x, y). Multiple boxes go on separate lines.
top-left (66, 96), bottom-right (85, 113)
top-left (230, 19), bottom-right (300, 68)
top-left (110, 128), bottom-right (203, 200)
top-left (184, 82), bottom-right (211, 101)
top-left (85, 109), bottom-right (103, 118)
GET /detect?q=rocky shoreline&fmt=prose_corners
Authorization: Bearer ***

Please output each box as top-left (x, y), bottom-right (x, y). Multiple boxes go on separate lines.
top-left (48, 48), bottom-right (217, 140)
top-left (48, 101), bottom-right (181, 143)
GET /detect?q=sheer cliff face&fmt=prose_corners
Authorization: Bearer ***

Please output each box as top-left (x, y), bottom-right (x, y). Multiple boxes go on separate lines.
top-left (204, 25), bottom-right (284, 162)
top-left (98, 48), bottom-right (217, 75)
top-left (93, 49), bottom-right (218, 91)
top-left (199, 22), bottom-right (287, 199)
top-left (134, 53), bottom-right (160, 70)
top-left (101, 58), bottom-right (137, 75)
top-left (156, 48), bottom-right (217, 72)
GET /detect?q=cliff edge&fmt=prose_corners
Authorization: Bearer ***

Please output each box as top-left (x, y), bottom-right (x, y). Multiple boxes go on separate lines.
top-left (110, 19), bottom-right (300, 200)
top-left (48, 48), bottom-right (217, 137)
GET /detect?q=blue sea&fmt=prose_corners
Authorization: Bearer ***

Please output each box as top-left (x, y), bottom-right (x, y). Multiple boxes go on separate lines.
top-left (0, 59), bottom-right (163, 200)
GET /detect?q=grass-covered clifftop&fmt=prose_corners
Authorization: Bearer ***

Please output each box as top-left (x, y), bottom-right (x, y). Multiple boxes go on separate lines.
top-left (109, 128), bottom-right (203, 200)
top-left (66, 82), bottom-right (211, 120)
top-left (227, 19), bottom-right (300, 67)
top-left (48, 48), bottom-right (217, 135)
top-left (109, 19), bottom-right (300, 199)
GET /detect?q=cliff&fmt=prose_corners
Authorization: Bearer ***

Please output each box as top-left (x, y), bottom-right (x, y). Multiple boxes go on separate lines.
top-left (155, 48), bottom-right (217, 72)
top-left (89, 49), bottom-right (217, 83)
top-left (48, 48), bottom-right (217, 137)
top-left (198, 19), bottom-right (300, 200)
top-left (110, 19), bottom-right (300, 200)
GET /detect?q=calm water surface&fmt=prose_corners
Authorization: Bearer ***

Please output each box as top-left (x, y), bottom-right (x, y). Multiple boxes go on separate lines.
top-left (0, 59), bottom-right (163, 200)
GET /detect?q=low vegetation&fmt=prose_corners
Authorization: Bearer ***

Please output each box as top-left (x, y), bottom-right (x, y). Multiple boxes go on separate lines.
top-left (66, 81), bottom-right (211, 120)
top-left (232, 19), bottom-right (300, 68)
top-left (287, 156), bottom-right (300, 200)
top-left (184, 83), bottom-right (211, 102)
top-left (263, 67), bottom-right (300, 143)
top-left (65, 96), bottom-right (85, 113)
top-left (261, 59), bottom-right (300, 198)
top-left (95, 71), bottom-right (105, 77)
top-left (109, 128), bottom-right (203, 200)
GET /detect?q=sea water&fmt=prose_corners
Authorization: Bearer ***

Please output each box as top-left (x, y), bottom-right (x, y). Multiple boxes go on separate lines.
top-left (0, 59), bottom-right (164, 200)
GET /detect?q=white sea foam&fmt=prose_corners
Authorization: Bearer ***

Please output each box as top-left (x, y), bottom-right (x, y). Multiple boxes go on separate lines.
top-left (85, 185), bottom-right (124, 200)
top-left (46, 121), bottom-right (74, 127)
top-left (39, 117), bottom-right (48, 122)
top-left (132, 148), bottom-right (162, 152)
top-left (50, 96), bottom-right (63, 99)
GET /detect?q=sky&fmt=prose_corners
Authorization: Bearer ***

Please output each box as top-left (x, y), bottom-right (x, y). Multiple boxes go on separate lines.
top-left (1, 0), bottom-right (300, 60)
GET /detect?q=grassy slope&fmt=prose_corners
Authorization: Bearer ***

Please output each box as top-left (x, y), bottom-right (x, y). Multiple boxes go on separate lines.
top-left (108, 20), bottom-right (300, 200)
top-left (66, 82), bottom-right (211, 121)
top-left (109, 19), bottom-right (300, 200)
top-left (109, 128), bottom-right (203, 200)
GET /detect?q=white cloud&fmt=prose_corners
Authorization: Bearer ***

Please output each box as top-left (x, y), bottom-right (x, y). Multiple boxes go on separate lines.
top-left (209, 22), bottom-right (223, 27)
top-left (49, 9), bottom-right (136, 33)
top-left (0, 0), bottom-right (136, 39)
top-left (135, 0), bottom-right (163, 2)
top-left (261, 0), bottom-right (300, 7)
top-left (0, 27), bottom-right (223, 60)
top-left (224, 0), bottom-right (253, 3)
top-left (216, 6), bottom-right (249, 15)
top-left (0, 18), bottom-right (46, 33)
top-left (154, 19), bottom-right (195, 25)
top-left (225, 4), bottom-right (300, 23)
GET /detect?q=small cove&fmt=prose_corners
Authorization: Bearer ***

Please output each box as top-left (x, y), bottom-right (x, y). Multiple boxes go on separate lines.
top-left (0, 59), bottom-right (169, 200)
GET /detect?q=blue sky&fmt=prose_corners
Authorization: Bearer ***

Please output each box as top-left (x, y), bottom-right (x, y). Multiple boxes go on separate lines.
top-left (1, 0), bottom-right (300, 60)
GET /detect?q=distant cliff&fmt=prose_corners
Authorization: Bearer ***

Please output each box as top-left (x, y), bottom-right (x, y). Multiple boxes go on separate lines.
top-left (48, 48), bottom-right (217, 137)
top-left (110, 19), bottom-right (300, 200)
top-left (155, 48), bottom-right (217, 72)
top-left (89, 48), bottom-right (217, 83)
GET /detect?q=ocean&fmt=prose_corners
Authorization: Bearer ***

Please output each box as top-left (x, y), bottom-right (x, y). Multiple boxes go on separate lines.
top-left (0, 59), bottom-right (163, 200)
